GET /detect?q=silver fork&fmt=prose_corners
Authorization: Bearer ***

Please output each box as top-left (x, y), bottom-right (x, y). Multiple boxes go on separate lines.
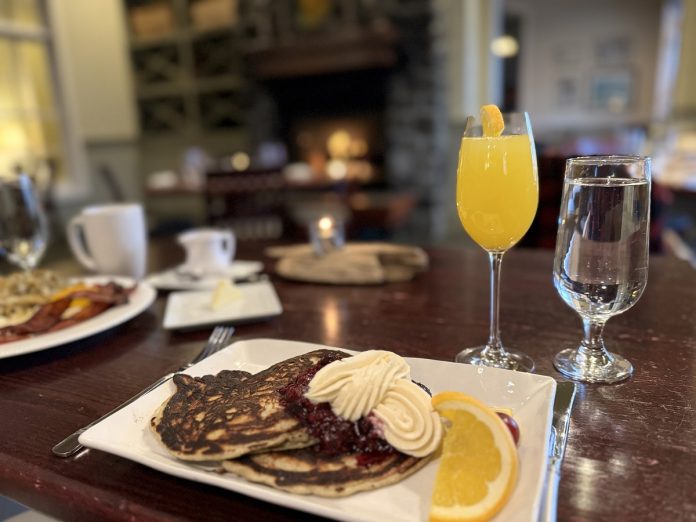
top-left (52, 326), bottom-right (235, 457)
top-left (186, 326), bottom-right (235, 366)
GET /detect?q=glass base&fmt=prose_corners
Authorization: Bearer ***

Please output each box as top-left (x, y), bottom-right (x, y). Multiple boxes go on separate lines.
top-left (456, 346), bottom-right (535, 372)
top-left (554, 347), bottom-right (633, 384)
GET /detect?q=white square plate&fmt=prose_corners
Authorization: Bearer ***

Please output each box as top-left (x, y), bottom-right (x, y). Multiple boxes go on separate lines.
top-left (80, 339), bottom-right (556, 522)
top-left (162, 281), bottom-right (282, 330)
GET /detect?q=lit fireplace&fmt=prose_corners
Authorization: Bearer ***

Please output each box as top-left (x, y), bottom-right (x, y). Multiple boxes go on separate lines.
top-left (290, 115), bottom-right (382, 185)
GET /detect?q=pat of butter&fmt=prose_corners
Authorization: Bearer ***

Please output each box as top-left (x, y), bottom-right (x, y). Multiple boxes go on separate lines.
top-left (210, 279), bottom-right (242, 310)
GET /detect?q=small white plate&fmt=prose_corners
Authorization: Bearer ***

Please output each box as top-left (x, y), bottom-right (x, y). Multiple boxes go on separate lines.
top-left (162, 280), bottom-right (282, 330)
top-left (0, 276), bottom-right (156, 359)
top-left (145, 261), bottom-right (264, 291)
top-left (79, 339), bottom-right (556, 522)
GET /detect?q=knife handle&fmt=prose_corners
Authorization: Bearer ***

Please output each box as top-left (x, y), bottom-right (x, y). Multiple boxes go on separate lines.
top-left (52, 372), bottom-right (175, 457)
top-left (541, 464), bottom-right (561, 522)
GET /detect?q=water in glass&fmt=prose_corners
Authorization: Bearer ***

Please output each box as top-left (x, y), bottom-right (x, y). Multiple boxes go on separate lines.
top-left (552, 157), bottom-right (650, 383)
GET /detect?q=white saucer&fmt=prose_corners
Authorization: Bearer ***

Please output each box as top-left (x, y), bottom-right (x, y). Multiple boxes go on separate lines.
top-left (145, 260), bottom-right (264, 291)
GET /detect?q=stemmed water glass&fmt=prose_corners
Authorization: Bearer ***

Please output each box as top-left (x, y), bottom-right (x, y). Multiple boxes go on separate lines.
top-left (455, 111), bottom-right (539, 371)
top-left (553, 156), bottom-right (650, 383)
top-left (0, 174), bottom-right (49, 271)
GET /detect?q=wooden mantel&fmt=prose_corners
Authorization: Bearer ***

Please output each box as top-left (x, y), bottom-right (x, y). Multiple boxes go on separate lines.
top-left (245, 24), bottom-right (400, 80)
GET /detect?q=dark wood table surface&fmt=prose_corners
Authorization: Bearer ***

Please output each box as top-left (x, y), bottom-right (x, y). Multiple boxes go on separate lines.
top-left (1, 238), bottom-right (695, 522)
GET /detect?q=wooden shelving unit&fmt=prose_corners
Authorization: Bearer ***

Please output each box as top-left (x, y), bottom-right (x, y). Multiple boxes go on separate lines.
top-left (124, 0), bottom-right (248, 135)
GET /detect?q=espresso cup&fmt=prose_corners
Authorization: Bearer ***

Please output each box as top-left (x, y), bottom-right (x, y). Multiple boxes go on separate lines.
top-left (67, 204), bottom-right (147, 279)
top-left (177, 228), bottom-right (235, 274)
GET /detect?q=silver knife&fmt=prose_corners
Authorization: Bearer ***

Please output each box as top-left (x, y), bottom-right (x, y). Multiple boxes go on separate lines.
top-left (52, 326), bottom-right (234, 458)
top-left (539, 381), bottom-right (576, 522)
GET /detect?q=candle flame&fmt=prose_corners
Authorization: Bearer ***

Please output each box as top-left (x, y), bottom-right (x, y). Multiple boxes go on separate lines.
top-left (318, 216), bottom-right (334, 231)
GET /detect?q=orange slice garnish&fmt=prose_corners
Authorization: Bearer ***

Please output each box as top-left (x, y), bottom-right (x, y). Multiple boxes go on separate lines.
top-left (480, 104), bottom-right (505, 137)
top-left (429, 391), bottom-right (518, 522)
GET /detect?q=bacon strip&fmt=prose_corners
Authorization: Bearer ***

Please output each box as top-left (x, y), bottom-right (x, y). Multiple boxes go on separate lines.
top-left (7, 298), bottom-right (72, 335)
top-left (67, 282), bottom-right (132, 305)
top-left (0, 332), bottom-right (26, 344)
top-left (49, 302), bottom-right (111, 332)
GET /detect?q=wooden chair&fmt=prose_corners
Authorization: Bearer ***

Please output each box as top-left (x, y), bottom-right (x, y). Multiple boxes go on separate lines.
top-left (519, 153), bottom-right (566, 249)
top-left (204, 168), bottom-right (291, 241)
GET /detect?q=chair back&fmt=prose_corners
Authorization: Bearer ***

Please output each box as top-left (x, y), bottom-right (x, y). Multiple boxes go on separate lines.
top-left (204, 168), bottom-right (289, 240)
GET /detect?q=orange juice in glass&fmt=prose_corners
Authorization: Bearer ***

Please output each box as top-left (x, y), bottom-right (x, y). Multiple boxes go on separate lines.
top-left (455, 108), bottom-right (538, 371)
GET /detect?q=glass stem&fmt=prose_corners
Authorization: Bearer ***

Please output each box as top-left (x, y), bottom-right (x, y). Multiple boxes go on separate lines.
top-left (487, 252), bottom-right (505, 354)
top-left (580, 318), bottom-right (608, 354)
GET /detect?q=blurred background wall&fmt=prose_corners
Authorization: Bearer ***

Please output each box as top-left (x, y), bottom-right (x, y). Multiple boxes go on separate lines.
top-left (1, 0), bottom-right (695, 255)
top-left (48, 0), bottom-right (141, 211)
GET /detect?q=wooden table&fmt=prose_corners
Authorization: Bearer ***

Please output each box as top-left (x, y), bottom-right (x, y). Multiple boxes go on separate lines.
top-left (1, 240), bottom-right (695, 521)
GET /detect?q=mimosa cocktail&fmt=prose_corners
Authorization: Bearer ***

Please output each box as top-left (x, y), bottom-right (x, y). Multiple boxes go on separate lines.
top-left (457, 135), bottom-right (538, 251)
top-left (455, 108), bottom-right (538, 371)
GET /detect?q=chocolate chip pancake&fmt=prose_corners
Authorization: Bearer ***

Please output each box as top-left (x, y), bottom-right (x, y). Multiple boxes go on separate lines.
top-left (222, 447), bottom-right (431, 497)
top-left (151, 349), bottom-right (349, 461)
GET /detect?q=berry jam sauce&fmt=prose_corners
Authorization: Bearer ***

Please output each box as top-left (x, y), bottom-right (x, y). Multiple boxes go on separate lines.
top-left (279, 353), bottom-right (395, 466)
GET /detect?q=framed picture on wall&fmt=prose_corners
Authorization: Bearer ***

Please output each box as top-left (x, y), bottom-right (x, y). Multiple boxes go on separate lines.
top-left (556, 76), bottom-right (580, 107)
top-left (553, 41), bottom-right (582, 66)
top-left (595, 37), bottom-right (632, 66)
top-left (590, 70), bottom-right (634, 112)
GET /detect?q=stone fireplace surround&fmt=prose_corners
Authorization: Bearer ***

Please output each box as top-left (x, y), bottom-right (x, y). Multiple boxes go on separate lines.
top-left (242, 0), bottom-right (449, 241)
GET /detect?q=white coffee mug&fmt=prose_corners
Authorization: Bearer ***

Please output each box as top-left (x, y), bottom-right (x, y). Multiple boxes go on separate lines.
top-left (178, 228), bottom-right (235, 274)
top-left (67, 204), bottom-right (147, 279)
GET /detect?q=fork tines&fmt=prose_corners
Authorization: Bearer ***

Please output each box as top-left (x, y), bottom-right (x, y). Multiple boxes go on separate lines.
top-left (195, 326), bottom-right (235, 363)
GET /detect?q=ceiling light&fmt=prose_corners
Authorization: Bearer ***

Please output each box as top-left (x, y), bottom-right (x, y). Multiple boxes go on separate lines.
top-left (491, 35), bottom-right (519, 58)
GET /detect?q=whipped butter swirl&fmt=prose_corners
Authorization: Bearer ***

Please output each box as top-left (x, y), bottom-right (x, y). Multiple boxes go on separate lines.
top-left (305, 350), bottom-right (442, 457)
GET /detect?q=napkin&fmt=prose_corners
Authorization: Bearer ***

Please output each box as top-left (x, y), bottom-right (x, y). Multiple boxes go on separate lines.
top-left (265, 243), bottom-right (428, 285)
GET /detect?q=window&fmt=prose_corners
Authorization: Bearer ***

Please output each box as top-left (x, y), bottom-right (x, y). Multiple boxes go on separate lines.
top-left (0, 0), bottom-right (68, 191)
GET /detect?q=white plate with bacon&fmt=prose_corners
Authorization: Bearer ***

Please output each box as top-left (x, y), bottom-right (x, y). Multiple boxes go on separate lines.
top-left (0, 275), bottom-right (156, 359)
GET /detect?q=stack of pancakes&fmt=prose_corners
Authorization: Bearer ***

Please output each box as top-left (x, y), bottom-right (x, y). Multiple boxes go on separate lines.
top-left (151, 349), bottom-right (431, 497)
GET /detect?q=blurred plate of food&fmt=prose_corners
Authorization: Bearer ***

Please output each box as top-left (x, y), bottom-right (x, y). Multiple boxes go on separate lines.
top-left (0, 270), bottom-right (156, 359)
top-left (145, 261), bottom-right (264, 291)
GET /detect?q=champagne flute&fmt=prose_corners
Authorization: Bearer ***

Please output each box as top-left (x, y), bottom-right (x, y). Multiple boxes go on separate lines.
top-left (553, 156), bottom-right (650, 383)
top-left (0, 174), bottom-right (49, 271)
top-left (455, 111), bottom-right (539, 371)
